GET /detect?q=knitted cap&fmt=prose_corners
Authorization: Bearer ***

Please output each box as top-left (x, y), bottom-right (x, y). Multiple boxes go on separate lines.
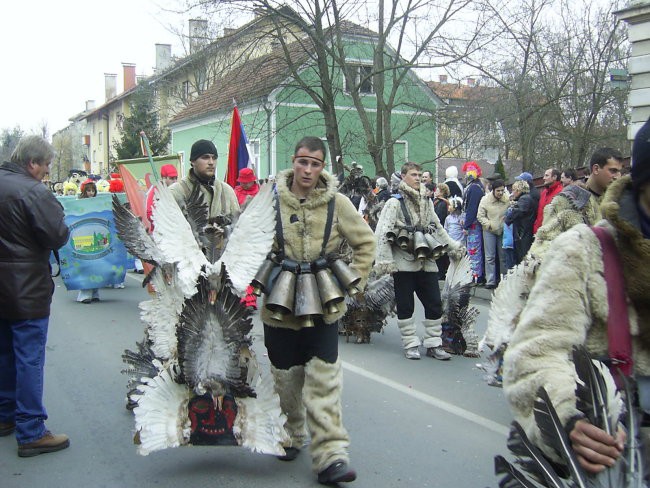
top-left (160, 164), bottom-right (178, 178)
top-left (632, 116), bottom-right (650, 189)
top-left (190, 139), bottom-right (218, 162)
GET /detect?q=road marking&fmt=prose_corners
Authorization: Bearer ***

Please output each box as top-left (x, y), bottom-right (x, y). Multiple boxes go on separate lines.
top-left (342, 361), bottom-right (510, 436)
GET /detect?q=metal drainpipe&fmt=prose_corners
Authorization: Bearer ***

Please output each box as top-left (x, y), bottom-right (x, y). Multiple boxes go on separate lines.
top-left (263, 98), bottom-right (272, 178)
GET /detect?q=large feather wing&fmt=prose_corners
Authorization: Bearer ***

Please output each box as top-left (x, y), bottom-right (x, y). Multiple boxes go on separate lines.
top-left (219, 183), bottom-right (276, 296)
top-left (139, 269), bottom-right (185, 360)
top-left (132, 368), bottom-right (191, 456)
top-left (152, 182), bottom-right (209, 298)
top-left (112, 194), bottom-right (164, 265)
top-left (176, 274), bottom-right (255, 398)
top-left (234, 372), bottom-right (290, 455)
top-left (480, 256), bottom-right (541, 352)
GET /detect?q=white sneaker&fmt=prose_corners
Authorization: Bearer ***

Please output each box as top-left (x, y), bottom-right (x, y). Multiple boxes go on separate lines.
top-left (426, 347), bottom-right (451, 361)
top-left (405, 347), bottom-right (421, 360)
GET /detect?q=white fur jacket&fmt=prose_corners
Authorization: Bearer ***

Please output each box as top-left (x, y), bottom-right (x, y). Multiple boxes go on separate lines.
top-left (260, 169), bottom-right (376, 330)
top-left (374, 180), bottom-right (462, 274)
top-left (503, 176), bottom-right (650, 460)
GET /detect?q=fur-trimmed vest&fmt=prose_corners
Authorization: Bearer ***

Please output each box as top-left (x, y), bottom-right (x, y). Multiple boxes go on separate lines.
top-left (260, 169), bottom-right (376, 330)
top-left (503, 176), bottom-right (650, 461)
top-left (529, 185), bottom-right (602, 257)
top-left (374, 181), bottom-right (461, 274)
top-left (169, 169), bottom-right (240, 219)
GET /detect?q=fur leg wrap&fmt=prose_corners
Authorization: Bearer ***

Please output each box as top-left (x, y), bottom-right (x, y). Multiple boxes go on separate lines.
top-left (303, 358), bottom-right (350, 473)
top-left (422, 318), bottom-right (443, 348)
top-left (397, 317), bottom-right (421, 349)
top-left (271, 364), bottom-right (307, 449)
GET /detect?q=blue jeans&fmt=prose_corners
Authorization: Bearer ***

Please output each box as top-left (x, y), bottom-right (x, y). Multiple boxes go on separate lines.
top-left (0, 317), bottom-right (49, 444)
top-left (482, 230), bottom-right (504, 286)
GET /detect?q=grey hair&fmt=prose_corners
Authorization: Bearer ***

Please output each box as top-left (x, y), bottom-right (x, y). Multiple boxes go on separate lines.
top-left (376, 177), bottom-right (388, 189)
top-left (11, 135), bottom-right (55, 167)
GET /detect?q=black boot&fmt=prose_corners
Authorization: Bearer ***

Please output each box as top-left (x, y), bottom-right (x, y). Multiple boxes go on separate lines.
top-left (317, 460), bottom-right (357, 484)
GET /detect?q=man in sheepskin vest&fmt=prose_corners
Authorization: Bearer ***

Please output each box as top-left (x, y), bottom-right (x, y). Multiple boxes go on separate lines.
top-left (169, 139), bottom-right (240, 220)
top-left (503, 117), bottom-right (650, 474)
top-left (262, 136), bottom-right (375, 484)
top-left (374, 162), bottom-right (465, 361)
top-left (530, 147), bottom-right (622, 257)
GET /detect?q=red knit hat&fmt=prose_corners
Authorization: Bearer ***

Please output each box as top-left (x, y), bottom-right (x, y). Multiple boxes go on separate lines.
top-left (160, 164), bottom-right (178, 178)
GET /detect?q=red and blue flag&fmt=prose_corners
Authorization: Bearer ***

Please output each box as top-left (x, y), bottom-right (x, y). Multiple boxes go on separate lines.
top-left (226, 106), bottom-right (250, 188)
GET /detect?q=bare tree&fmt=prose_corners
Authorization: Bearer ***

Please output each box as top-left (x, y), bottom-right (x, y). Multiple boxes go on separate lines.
top-left (178, 0), bottom-right (492, 176)
top-left (460, 0), bottom-right (629, 172)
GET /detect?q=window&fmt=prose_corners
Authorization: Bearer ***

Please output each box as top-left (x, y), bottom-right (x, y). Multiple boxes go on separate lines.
top-left (181, 81), bottom-right (190, 101)
top-left (345, 65), bottom-right (374, 95)
top-left (248, 139), bottom-right (261, 171)
top-left (99, 131), bottom-right (103, 146)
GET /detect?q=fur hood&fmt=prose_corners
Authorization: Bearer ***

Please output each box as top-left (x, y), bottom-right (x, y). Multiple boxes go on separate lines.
top-left (275, 168), bottom-right (338, 210)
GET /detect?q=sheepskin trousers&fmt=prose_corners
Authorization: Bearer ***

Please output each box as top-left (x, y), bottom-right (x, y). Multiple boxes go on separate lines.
top-left (265, 323), bottom-right (350, 472)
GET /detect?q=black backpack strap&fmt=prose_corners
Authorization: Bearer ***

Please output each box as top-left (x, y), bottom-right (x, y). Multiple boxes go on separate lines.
top-left (398, 197), bottom-right (413, 227)
top-left (320, 197), bottom-right (336, 257)
top-left (274, 190), bottom-right (285, 257)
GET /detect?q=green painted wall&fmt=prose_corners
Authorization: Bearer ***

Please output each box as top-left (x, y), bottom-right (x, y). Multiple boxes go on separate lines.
top-left (171, 38), bottom-right (439, 180)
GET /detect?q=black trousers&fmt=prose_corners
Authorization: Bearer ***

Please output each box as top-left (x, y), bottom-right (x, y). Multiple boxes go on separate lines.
top-left (264, 321), bottom-right (339, 370)
top-left (393, 270), bottom-right (443, 320)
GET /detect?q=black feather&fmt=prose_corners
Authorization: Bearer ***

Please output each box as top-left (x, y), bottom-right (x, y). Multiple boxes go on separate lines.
top-left (507, 421), bottom-right (568, 488)
top-left (495, 455), bottom-right (540, 488)
top-left (533, 388), bottom-right (588, 488)
top-left (112, 194), bottom-right (161, 265)
top-left (121, 340), bottom-right (161, 390)
top-left (573, 346), bottom-right (612, 435)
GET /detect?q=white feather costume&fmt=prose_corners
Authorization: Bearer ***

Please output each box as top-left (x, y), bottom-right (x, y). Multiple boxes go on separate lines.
top-left (114, 182), bottom-right (288, 456)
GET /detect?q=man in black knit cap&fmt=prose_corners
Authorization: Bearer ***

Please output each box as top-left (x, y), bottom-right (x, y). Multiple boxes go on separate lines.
top-left (169, 139), bottom-right (239, 219)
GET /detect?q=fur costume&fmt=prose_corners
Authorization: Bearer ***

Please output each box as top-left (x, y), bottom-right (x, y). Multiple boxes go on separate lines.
top-left (303, 358), bottom-right (350, 473)
top-left (529, 184), bottom-right (601, 257)
top-left (260, 169), bottom-right (376, 330)
top-left (374, 180), bottom-right (462, 275)
top-left (502, 175), bottom-right (650, 461)
top-left (169, 169), bottom-right (240, 220)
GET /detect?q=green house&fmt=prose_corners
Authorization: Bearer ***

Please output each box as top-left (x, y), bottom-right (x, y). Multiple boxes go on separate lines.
top-left (168, 27), bottom-right (442, 180)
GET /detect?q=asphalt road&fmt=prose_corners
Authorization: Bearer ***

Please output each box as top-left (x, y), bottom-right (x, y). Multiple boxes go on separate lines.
top-left (0, 272), bottom-right (512, 488)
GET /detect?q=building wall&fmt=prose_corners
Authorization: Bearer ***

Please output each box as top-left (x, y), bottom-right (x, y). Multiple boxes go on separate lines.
top-left (617, 0), bottom-right (650, 139)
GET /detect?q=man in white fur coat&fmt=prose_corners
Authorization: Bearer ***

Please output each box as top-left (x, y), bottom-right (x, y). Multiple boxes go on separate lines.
top-left (374, 162), bottom-right (465, 360)
top-left (262, 136), bottom-right (375, 485)
top-left (503, 117), bottom-right (650, 474)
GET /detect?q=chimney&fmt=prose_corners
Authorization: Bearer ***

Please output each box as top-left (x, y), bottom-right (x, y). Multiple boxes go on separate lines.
top-left (104, 73), bottom-right (117, 101)
top-left (123, 63), bottom-right (136, 91)
top-left (467, 77), bottom-right (475, 87)
top-left (85, 100), bottom-right (96, 112)
top-left (155, 43), bottom-right (172, 72)
top-left (189, 19), bottom-right (209, 54)
top-left (439, 74), bottom-right (448, 83)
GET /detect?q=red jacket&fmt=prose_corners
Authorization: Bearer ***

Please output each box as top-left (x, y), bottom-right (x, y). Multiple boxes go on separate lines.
top-left (234, 183), bottom-right (260, 206)
top-left (533, 181), bottom-right (562, 233)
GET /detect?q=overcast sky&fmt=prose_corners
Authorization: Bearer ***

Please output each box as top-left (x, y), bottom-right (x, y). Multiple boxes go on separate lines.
top-left (0, 0), bottom-right (189, 136)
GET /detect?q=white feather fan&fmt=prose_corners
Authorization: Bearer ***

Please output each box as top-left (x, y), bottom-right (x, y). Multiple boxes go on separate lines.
top-left (132, 369), bottom-right (192, 455)
top-left (234, 373), bottom-right (290, 455)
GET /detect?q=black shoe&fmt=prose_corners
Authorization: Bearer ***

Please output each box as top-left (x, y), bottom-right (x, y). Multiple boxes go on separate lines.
top-left (277, 446), bottom-right (300, 461)
top-left (80, 298), bottom-right (92, 304)
top-left (317, 460), bottom-right (357, 484)
top-left (485, 283), bottom-right (496, 290)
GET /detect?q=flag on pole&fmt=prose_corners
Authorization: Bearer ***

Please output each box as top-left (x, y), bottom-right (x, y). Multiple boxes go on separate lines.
top-left (226, 105), bottom-right (250, 188)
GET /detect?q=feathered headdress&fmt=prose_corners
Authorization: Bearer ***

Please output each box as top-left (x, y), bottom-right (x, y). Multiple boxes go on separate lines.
top-left (462, 161), bottom-right (482, 180)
